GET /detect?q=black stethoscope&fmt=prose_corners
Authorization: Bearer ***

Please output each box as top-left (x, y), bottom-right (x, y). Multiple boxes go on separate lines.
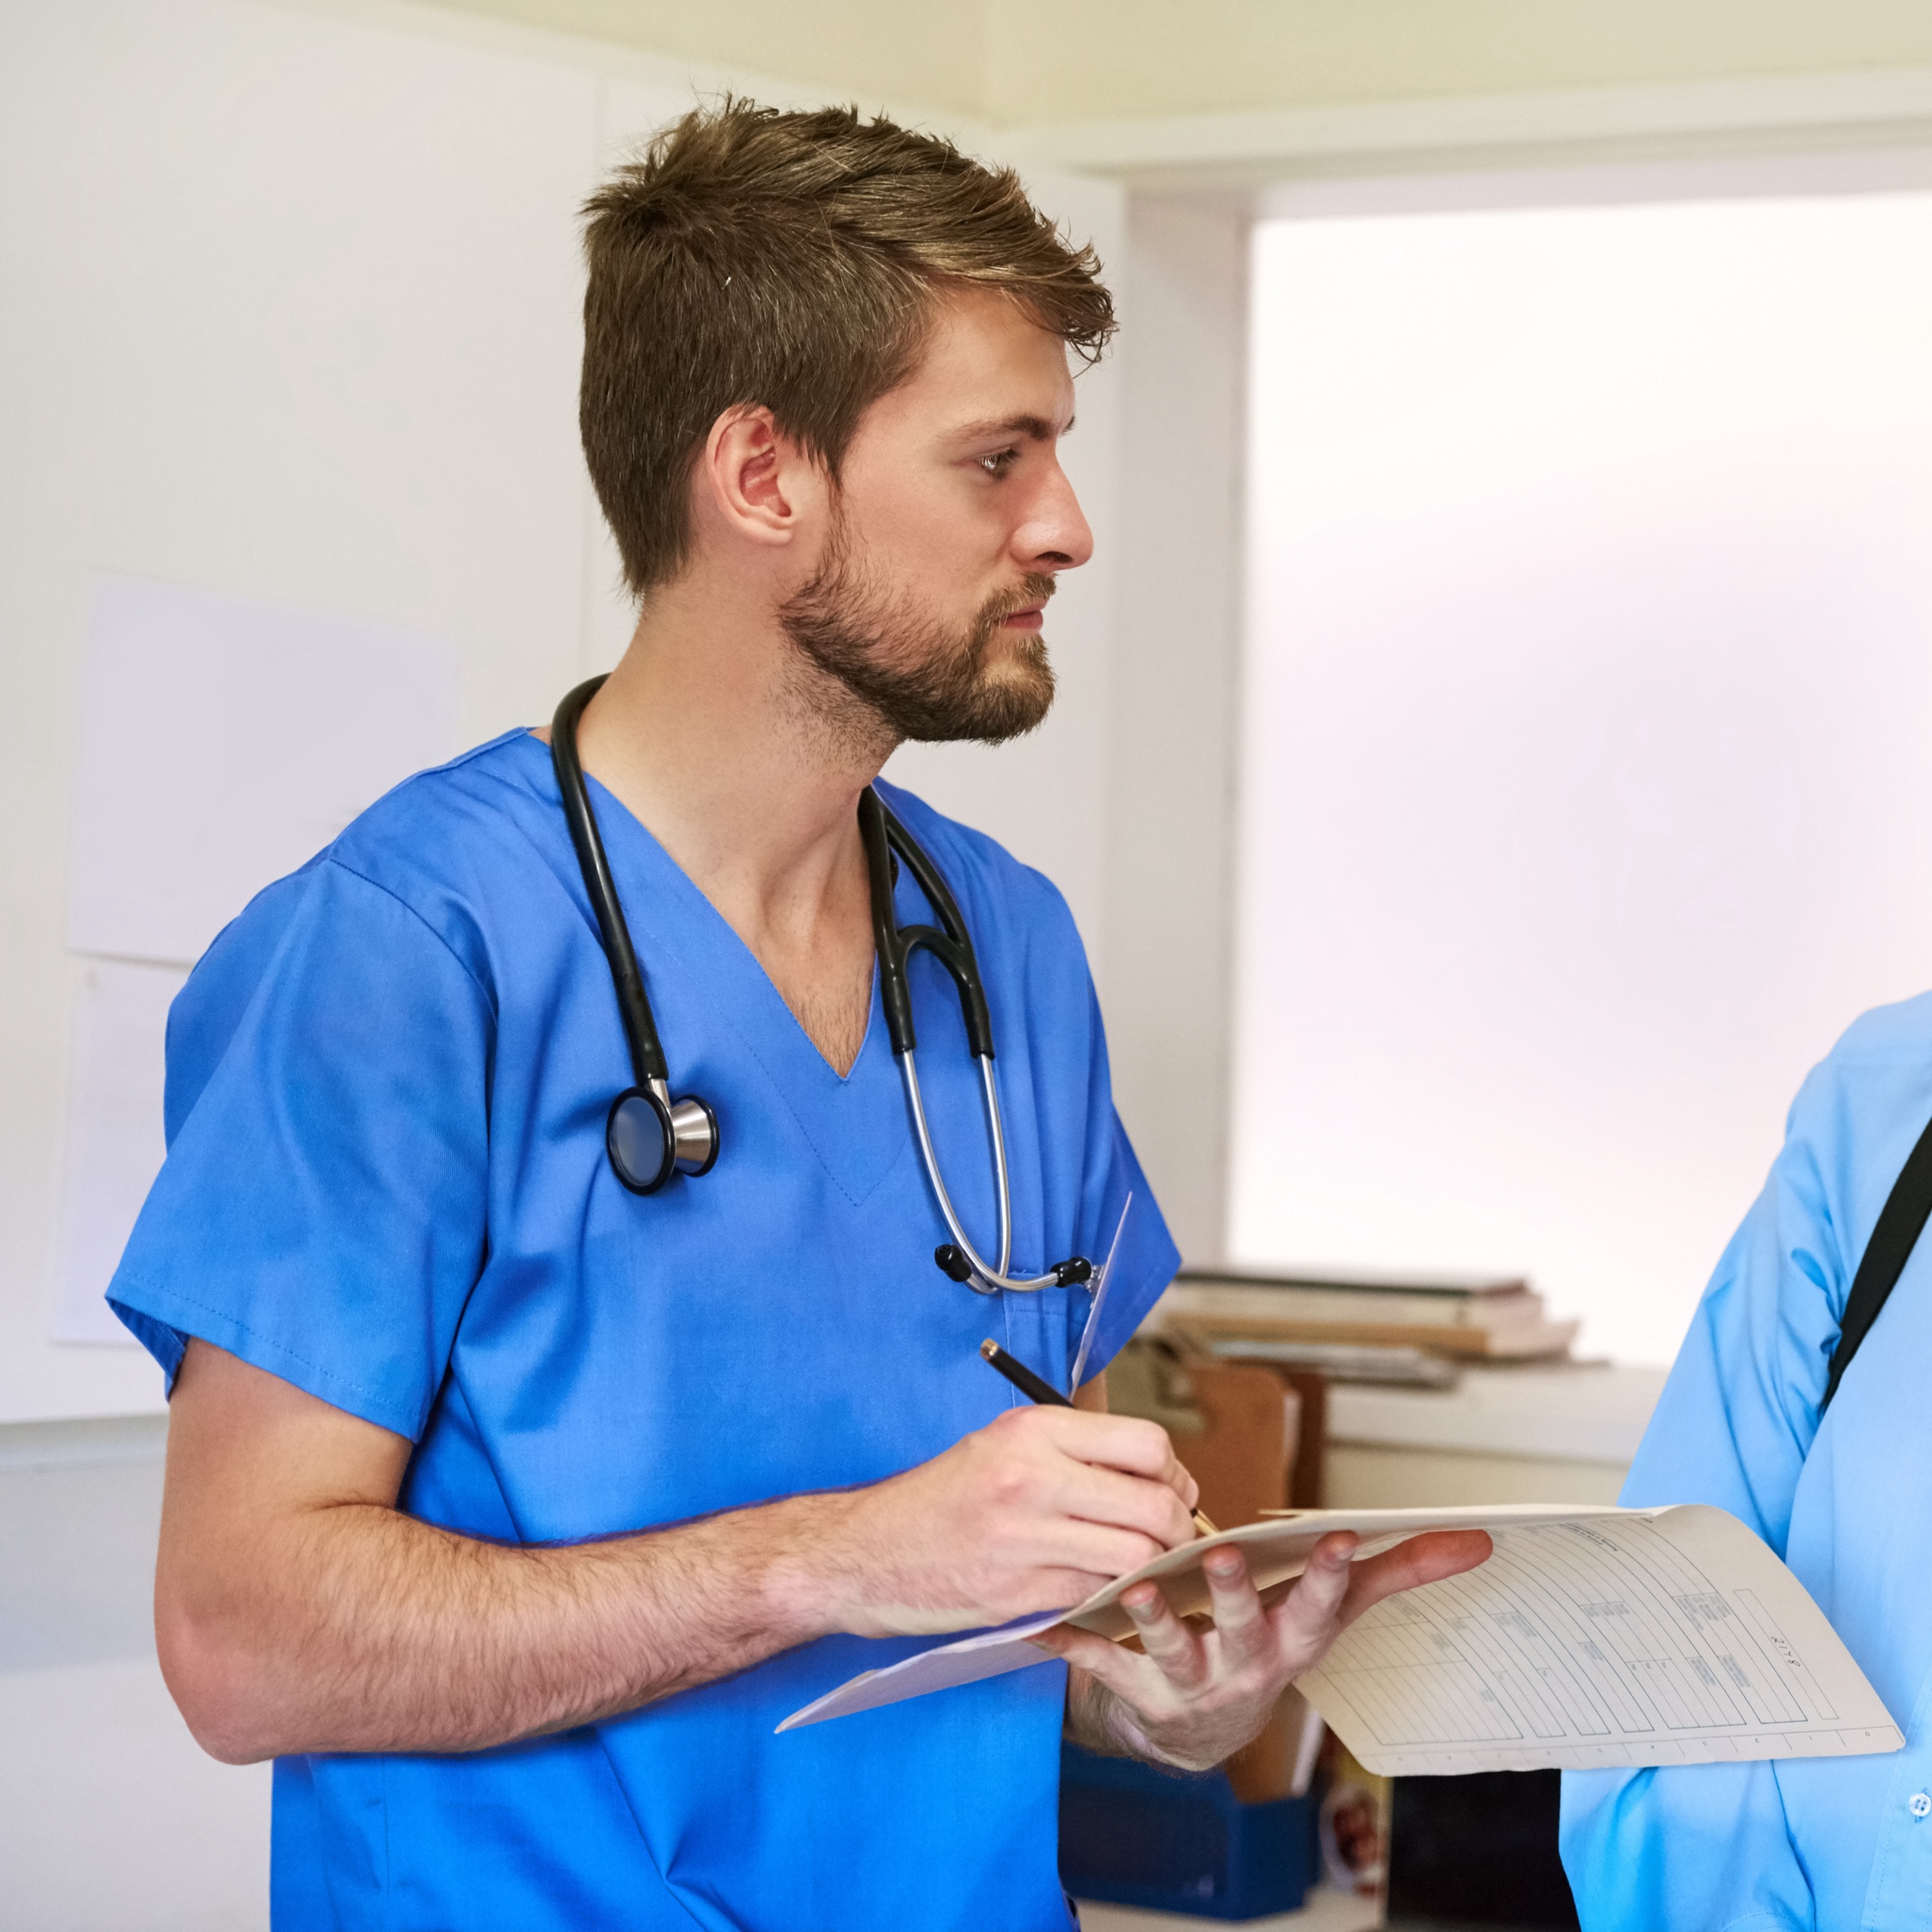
top-left (549, 677), bottom-right (1093, 1296)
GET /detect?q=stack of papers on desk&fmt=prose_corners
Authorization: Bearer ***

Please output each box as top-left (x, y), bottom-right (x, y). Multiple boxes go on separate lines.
top-left (1159, 1268), bottom-right (1580, 1366)
top-left (780, 1504), bottom-right (1902, 1777)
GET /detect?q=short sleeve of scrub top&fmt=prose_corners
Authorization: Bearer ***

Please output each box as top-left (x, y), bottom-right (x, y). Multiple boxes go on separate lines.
top-left (108, 732), bottom-right (1180, 1932)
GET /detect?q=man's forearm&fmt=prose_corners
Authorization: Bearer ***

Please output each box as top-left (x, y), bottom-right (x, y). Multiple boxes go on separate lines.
top-left (159, 1339), bottom-right (1210, 1767)
top-left (163, 1489), bottom-right (852, 1763)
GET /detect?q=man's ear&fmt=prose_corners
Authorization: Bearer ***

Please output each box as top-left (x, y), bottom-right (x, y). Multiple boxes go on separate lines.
top-left (697, 404), bottom-right (828, 551)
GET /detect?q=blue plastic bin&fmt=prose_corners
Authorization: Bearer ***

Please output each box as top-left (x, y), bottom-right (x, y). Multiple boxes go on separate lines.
top-left (1059, 1742), bottom-right (1320, 1920)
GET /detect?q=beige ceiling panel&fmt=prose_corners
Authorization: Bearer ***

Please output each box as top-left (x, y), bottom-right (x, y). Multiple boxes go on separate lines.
top-left (416, 0), bottom-right (987, 117)
top-left (420, 0), bottom-right (1932, 129)
top-left (988, 0), bottom-right (1932, 124)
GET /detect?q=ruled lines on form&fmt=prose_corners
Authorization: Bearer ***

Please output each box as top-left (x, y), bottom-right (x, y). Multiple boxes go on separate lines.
top-left (1300, 1505), bottom-right (1902, 1776)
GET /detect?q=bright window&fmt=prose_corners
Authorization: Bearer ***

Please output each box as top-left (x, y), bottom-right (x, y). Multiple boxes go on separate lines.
top-left (1232, 189), bottom-right (1932, 1363)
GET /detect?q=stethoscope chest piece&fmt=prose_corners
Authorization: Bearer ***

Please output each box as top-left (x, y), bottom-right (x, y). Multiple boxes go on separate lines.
top-left (606, 1084), bottom-right (720, 1195)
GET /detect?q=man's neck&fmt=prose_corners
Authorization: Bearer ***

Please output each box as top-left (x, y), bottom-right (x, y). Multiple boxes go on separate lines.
top-left (568, 575), bottom-right (887, 1074)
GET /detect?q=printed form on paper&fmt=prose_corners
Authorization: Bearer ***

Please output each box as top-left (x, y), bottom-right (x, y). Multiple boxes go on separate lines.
top-left (779, 1504), bottom-right (1903, 1777)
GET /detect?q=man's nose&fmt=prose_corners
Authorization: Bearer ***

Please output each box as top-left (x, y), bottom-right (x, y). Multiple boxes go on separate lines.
top-left (1017, 462), bottom-right (1094, 573)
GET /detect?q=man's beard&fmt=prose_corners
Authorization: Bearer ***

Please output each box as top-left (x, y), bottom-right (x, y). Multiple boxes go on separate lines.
top-left (779, 528), bottom-right (1058, 749)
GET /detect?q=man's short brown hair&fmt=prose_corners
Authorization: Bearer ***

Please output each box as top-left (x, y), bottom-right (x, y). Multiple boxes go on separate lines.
top-left (580, 99), bottom-right (1116, 597)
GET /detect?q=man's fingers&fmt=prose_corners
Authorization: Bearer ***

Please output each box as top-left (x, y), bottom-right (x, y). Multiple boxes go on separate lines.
top-left (1199, 1549), bottom-right (1272, 1664)
top-left (1023, 1570), bottom-right (1124, 1613)
top-left (1028, 1520), bottom-right (1169, 1584)
top-left (1120, 1583), bottom-right (1210, 1691)
top-left (1029, 1623), bottom-right (1147, 1703)
top-left (1024, 1409), bottom-right (1196, 1504)
top-left (1052, 1460), bottom-right (1197, 1552)
top-left (1339, 1530), bottom-right (1492, 1629)
top-left (1036, 1531), bottom-right (1491, 1777)
top-left (1267, 1532), bottom-right (1360, 1646)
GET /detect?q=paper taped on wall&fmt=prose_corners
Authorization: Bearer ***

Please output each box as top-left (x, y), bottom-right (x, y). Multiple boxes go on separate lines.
top-left (68, 573), bottom-right (458, 968)
top-left (51, 575), bottom-right (459, 1347)
top-left (779, 1504), bottom-right (1902, 1777)
top-left (51, 958), bottom-right (186, 1344)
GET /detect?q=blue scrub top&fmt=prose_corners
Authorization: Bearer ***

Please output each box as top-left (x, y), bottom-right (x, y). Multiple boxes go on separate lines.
top-left (108, 730), bottom-right (1178, 1932)
top-left (1560, 993), bottom-right (1932, 1932)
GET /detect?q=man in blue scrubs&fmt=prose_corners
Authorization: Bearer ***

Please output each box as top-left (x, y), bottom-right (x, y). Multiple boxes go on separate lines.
top-left (1562, 995), bottom-right (1932, 1929)
top-left (113, 102), bottom-right (1486, 1929)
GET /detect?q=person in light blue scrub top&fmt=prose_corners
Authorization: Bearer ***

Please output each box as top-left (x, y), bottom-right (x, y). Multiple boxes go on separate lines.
top-left (1562, 993), bottom-right (1932, 1929)
top-left (113, 102), bottom-right (1487, 1932)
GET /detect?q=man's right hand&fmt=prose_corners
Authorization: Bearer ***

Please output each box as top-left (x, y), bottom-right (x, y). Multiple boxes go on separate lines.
top-left (807, 1405), bottom-right (1202, 1638)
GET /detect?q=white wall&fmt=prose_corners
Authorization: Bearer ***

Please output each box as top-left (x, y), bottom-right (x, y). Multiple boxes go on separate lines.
top-left (1232, 178), bottom-right (1932, 1365)
top-left (0, 1424), bottom-right (271, 1932)
top-left (1095, 192), bottom-right (1252, 1265)
top-left (1, 0), bottom-right (589, 1422)
top-left (0, 0), bottom-right (1125, 1424)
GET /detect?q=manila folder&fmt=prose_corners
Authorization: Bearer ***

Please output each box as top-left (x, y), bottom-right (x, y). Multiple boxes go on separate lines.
top-left (777, 1503), bottom-right (1903, 1777)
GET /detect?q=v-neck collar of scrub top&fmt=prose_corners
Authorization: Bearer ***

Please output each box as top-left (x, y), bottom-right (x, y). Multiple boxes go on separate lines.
top-left (517, 729), bottom-right (908, 1210)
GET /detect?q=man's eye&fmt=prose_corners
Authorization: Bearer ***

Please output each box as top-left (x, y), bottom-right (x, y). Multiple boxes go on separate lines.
top-left (978, 449), bottom-right (1018, 476)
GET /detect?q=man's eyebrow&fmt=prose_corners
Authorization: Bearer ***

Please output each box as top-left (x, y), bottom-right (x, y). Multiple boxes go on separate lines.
top-left (952, 412), bottom-right (1074, 444)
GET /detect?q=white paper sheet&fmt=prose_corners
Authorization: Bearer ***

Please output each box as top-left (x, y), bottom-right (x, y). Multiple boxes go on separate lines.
top-left (779, 1504), bottom-right (1903, 1777)
top-left (1301, 1504), bottom-right (1900, 1775)
top-left (50, 958), bottom-right (187, 1343)
top-left (68, 574), bottom-right (458, 966)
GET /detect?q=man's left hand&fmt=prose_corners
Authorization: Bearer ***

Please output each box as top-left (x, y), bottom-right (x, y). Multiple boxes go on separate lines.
top-left (1034, 1528), bottom-right (1492, 1771)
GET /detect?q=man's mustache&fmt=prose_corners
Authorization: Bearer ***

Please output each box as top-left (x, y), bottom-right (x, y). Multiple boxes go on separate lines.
top-left (979, 574), bottom-right (1058, 635)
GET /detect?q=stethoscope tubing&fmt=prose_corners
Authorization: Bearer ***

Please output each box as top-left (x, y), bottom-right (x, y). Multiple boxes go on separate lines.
top-left (551, 679), bottom-right (670, 1094)
top-left (897, 1050), bottom-right (1070, 1294)
top-left (551, 676), bottom-right (1087, 1294)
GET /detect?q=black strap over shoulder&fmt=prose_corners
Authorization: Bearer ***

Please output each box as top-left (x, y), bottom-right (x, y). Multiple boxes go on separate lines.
top-left (1820, 1109), bottom-right (1932, 1413)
